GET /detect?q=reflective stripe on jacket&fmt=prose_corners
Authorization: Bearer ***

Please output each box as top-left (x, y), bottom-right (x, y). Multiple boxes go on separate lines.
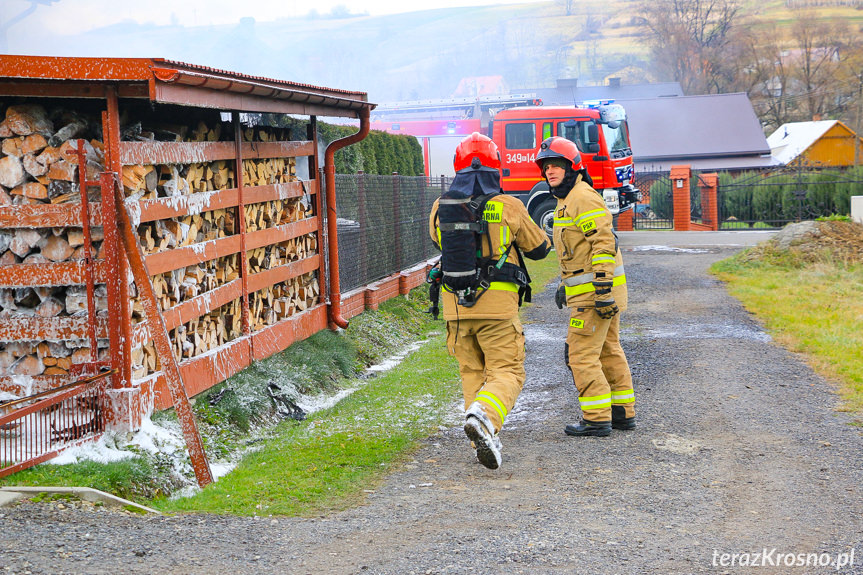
top-left (429, 194), bottom-right (549, 320)
top-left (552, 175), bottom-right (628, 310)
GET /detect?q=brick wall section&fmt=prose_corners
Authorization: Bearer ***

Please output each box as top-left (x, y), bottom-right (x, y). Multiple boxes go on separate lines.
top-left (399, 263), bottom-right (429, 294)
top-left (698, 173), bottom-right (719, 231)
top-left (670, 165), bottom-right (692, 231)
top-left (616, 209), bottom-right (634, 231)
top-left (341, 289), bottom-right (368, 320)
top-left (340, 260), bottom-right (435, 319)
top-left (365, 275), bottom-right (400, 310)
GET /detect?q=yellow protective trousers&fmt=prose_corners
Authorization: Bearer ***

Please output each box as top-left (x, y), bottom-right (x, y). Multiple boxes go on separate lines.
top-left (564, 306), bottom-right (635, 423)
top-left (446, 316), bottom-right (525, 433)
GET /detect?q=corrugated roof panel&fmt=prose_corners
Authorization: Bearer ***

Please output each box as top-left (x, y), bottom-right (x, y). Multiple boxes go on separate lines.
top-left (0, 55), bottom-right (372, 118)
top-left (621, 93), bottom-right (771, 162)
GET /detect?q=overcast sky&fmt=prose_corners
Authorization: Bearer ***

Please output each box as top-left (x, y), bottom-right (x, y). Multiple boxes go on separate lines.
top-left (3, 0), bottom-right (548, 34)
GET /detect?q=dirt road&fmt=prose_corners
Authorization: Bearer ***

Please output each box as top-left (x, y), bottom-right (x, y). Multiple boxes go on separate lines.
top-left (2, 231), bottom-right (862, 575)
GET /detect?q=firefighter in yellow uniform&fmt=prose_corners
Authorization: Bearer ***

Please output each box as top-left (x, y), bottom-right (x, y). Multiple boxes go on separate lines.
top-left (428, 132), bottom-right (550, 469)
top-left (536, 136), bottom-right (636, 436)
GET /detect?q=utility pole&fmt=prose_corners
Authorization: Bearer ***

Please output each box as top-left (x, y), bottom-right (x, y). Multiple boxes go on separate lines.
top-left (856, 71), bottom-right (862, 168)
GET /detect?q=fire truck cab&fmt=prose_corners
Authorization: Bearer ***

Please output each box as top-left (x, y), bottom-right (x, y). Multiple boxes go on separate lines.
top-left (490, 102), bottom-right (640, 235)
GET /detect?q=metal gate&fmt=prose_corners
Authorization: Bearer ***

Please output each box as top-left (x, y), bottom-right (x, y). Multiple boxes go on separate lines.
top-left (0, 370), bottom-right (113, 478)
top-left (631, 172), bottom-right (674, 230)
top-left (718, 164), bottom-right (863, 229)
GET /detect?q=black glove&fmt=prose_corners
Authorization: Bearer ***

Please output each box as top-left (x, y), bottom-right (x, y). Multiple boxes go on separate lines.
top-left (593, 280), bottom-right (619, 319)
top-left (555, 284), bottom-right (566, 309)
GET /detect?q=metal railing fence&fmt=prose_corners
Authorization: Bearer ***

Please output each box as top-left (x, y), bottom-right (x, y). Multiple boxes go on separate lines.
top-left (334, 173), bottom-right (446, 292)
top-left (0, 370), bottom-right (112, 478)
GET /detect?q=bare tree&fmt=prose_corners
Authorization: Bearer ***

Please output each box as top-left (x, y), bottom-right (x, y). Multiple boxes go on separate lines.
top-left (740, 11), bottom-right (863, 132)
top-left (735, 23), bottom-right (797, 132)
top-left (789, 15), bottom-right (861, 122)
top-left (636, 0), bottom-right (743, 94)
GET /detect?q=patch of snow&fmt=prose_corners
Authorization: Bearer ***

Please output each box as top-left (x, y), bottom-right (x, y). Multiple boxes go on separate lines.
top-left (295, 386), bottom-right (361, 415)
top-left (631, 245), bottom-right (710, 253)
top-left (47, 417), bottom-right (186, 467)
top-left (126, 418), bottom-right (185, 455)
top-left (365, 340), bottom-right (426, 373)
top-left (49, 434), bottom-right (134, 465)
top-left (210, 461), bottom-right (236, 480)
top-left (636, 323), bottom-right (771, 342)
top-left (523, 324), bottom-right (566, 342)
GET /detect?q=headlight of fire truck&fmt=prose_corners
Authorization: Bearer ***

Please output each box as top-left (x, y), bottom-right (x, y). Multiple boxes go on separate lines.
top-left (615, 165), bottom-right (633, 185)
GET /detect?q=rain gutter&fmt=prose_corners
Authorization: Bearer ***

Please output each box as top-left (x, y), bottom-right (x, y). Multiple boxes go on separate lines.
top-left (323, 107), bottom-right (371, 329)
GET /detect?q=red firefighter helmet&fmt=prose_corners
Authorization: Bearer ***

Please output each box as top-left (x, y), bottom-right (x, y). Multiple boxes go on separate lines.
top-left (453, 132), bottom-right (501, 172)
top-left (535, 136), bottom-right (583, 172)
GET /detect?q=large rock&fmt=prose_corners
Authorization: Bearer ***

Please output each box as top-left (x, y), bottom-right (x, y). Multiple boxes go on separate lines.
top-left (774, 220), bottom-right (819, 250)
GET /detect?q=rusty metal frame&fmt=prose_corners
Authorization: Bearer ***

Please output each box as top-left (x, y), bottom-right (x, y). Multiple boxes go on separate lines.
top-left (106, 172), bottom-right (213, 487)
top-left (72, 139), bottom-right (100, 364)
top-left (233, 112), bottom-right (252, 339)
top-left (0, 56), bottom-right (373, 118)
top-left (0, 370), bottom-right (114, 479)
top-left (101, 88), bottom-right (133, 389)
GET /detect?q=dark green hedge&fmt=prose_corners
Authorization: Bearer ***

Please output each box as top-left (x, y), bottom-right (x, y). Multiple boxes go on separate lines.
top-left (719, 167), bottom-right (861, 223)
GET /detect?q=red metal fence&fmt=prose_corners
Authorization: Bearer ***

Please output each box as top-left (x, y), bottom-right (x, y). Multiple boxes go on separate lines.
top-left (0, 370), bottom-right (112, 478)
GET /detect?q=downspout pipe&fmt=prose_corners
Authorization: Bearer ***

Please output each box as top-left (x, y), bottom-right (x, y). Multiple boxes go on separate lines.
top-left (324, 107), bottom-right (370, 329)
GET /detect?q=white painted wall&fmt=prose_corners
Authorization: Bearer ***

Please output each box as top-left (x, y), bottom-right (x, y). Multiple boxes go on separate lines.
top-left (852, 196), bottom-right (863, 224)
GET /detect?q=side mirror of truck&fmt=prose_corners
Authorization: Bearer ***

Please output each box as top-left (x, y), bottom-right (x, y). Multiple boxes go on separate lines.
top-left (587, 124), bottom-right (599, 143)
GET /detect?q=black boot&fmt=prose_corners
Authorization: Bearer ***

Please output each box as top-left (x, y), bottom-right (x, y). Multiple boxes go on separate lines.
top-left (564, 419), bottom-right (611, 437)
top-left (612, 405), bottom-right (636, 430)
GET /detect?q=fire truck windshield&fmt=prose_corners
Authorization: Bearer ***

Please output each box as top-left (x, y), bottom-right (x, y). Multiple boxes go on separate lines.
top-left (601, 121), bottom-right (630, 154)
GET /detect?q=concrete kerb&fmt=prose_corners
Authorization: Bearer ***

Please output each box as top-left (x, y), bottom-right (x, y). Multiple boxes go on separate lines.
top-left (0, 486), bottom-right (162, 515)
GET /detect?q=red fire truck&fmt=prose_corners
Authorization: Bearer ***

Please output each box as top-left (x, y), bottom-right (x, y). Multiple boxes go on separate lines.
top-left (371, 96), bottom-right (640, 233)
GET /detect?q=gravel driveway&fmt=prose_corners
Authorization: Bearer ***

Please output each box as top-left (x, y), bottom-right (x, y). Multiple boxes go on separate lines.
top-left (3, 231), bottom-right (862, 575)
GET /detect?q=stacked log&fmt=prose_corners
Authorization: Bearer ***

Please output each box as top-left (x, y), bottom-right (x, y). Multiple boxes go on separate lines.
top-left (135, 254), bottom-right (239, 316)
top-left (242, 157), bottom-right (296, 187)
top-left (0, 102), bottom-right (108, 378)
top-left (135, 299), bottom-right (243, 379)
top-left (125, 124), bottom-right (318, 379)
top-left (2, 102), bottom-right (321, 382)
top-left (251, 271), bottom-right (320, 331)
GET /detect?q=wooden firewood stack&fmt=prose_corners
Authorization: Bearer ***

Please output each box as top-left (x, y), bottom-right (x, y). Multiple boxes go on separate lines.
top-left (0, 103), bottom-right (108, 379)
top-left (2, 102), bottom-right (322, 382)
top-left (124, 122), bottom-right (319, 379)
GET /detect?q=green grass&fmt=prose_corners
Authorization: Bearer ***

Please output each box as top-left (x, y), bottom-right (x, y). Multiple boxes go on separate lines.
top-left (155, 335), bottom-right (460, 516)
top-left (2, 458), bottom-right (167, 500)
top-left (711, 249), bottom-right (863, 414)
top-left (720, 221), bottom-right (780, 230)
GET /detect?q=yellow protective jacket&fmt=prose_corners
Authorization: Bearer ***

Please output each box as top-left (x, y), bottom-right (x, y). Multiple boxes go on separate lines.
top-left (429, 193), bottom-right (550, 321)
top-left (552, 175), bottom-right (628, 311)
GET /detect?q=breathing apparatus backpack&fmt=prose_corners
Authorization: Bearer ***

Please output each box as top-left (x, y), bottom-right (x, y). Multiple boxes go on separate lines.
top-left (427, 189), bottom-right (531, 317)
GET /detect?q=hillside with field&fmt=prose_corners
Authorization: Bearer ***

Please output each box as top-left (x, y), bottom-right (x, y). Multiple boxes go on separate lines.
top-left (11, 0), bottom-right (863, 105)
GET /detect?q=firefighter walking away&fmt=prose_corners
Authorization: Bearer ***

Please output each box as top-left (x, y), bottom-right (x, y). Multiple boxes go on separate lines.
top-left (428, 132), bottom-right (550, 469)
top-left (537, 136), bottom-right (636, 437)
